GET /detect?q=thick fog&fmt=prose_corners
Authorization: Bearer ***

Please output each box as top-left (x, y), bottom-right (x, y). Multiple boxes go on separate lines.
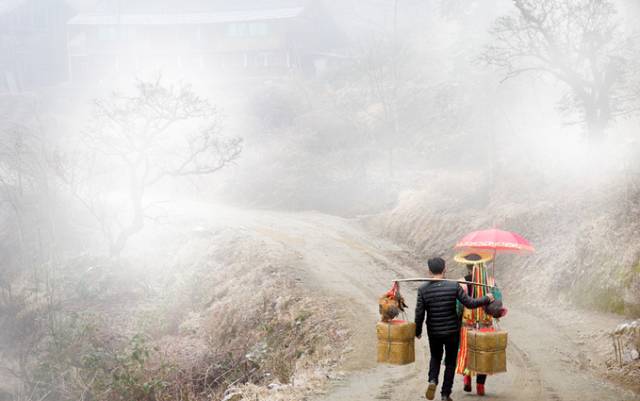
top-left (1, 1), bottom-right (639, 401)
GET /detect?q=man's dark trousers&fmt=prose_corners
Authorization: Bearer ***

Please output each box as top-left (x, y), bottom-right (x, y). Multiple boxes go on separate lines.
top-left (427, 332), bottom-right (460, 397)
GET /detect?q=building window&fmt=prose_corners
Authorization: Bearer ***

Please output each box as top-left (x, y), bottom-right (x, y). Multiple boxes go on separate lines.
top-left (226, 22), bottom-right (269, 37)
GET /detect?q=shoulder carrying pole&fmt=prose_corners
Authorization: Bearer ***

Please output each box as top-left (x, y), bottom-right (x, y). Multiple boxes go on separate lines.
top-left (393, 278), bottom-right (496, 289)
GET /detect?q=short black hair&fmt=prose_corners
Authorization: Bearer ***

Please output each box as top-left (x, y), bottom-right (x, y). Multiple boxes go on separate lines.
top-left (428, 257), bottom-right (446, 274)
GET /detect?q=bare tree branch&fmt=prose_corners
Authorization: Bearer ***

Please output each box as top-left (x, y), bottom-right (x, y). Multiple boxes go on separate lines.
top-left (56, 79), bottom-right (242, 256)
top-left (483, 0), bottom-right (640, 140)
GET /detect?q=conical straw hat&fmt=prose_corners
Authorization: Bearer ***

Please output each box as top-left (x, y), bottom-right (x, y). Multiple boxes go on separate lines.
top-left (454, 251), bottom-right (493, 265)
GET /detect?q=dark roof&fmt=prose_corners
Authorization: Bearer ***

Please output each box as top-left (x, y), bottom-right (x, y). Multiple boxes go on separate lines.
top-left (68, 7), bottom-right (305, 25)
top-left (68, 0), bottom-right (311, 25)
top-left (92, 0), bottom-right (306, 14)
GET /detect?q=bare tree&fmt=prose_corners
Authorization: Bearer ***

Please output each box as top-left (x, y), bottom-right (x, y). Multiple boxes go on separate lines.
top-left (55, 79), bottom-right (242, 257)
top-left (483, 0), bottom-right (639, 141)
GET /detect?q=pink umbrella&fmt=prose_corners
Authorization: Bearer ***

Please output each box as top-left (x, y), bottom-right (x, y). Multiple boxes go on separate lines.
top-left (455, 228), bottom-right (534, 254)
top-left (455, 228), bottom-right (534, 278)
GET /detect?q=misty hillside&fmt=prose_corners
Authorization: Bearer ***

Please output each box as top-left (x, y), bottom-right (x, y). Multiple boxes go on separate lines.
top-left (1, 1), bottom-right (639, 401)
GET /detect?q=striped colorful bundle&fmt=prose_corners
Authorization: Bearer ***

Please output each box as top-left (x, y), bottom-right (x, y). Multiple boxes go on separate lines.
top-left (470, 264), bottom-right (491, 324)
top-left (456, 263), bottom-right (499, 376)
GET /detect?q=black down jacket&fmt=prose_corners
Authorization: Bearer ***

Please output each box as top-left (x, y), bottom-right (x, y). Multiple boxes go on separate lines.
top-left (414, 280), bottom-right (490, 338)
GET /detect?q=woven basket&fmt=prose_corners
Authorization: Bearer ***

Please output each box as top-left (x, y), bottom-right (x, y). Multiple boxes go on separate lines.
top-left (467, 330), bottom-right (508, 374)
top-left (376, 320), bottom-right (416, 365)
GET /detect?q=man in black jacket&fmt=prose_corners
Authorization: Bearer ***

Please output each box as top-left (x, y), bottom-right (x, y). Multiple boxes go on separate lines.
top-left (415, 257), bottom-right (493, 401)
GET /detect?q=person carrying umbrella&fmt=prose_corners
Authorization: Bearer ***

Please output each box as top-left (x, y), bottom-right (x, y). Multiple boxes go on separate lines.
top-left (453, 228), bottom-right (533, 396)
top-left (454, 252), bottom-right (505, 396)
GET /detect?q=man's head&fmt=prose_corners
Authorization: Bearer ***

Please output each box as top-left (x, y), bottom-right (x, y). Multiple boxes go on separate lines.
top-left (427, 257), bottom-right (446, 275)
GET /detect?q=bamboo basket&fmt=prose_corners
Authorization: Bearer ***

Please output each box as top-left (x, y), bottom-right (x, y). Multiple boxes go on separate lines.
top-left (467, 330), bottom-right (508, 374)
top-left (376, 320), bottom-right (416, 365)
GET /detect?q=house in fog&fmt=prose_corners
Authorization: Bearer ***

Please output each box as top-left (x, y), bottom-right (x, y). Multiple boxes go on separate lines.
top-left (0, 0), bottom-right (71, 93)
top-left (66, 0), bottom-right (346, 82)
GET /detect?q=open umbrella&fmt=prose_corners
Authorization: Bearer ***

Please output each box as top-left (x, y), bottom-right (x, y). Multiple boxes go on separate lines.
top-left (454, 228), bottom-right (534, 277)
top-left (455, 228), bottom-right (534, 254)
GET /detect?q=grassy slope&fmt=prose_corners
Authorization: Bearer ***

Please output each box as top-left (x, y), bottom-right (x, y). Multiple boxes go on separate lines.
top-left (0, 218), bottom-right (348, 401)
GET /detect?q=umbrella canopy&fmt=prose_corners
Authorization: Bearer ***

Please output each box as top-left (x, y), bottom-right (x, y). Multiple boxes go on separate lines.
top-left (455, 228), bottom-right (534, 254)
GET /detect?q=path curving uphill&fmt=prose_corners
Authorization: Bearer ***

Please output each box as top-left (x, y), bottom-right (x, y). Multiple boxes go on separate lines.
top-left (233, 210), bottom-right (638, 401)
top-left (170, 204), bottom-right (639, 401)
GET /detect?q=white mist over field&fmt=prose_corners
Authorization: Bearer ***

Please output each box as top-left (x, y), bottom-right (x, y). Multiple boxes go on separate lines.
top-left (0, 1), bottom-right (639, 401)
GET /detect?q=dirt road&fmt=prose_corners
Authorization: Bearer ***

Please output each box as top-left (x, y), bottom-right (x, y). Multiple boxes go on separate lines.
top-left (174, 205), bottom-right (639, 401)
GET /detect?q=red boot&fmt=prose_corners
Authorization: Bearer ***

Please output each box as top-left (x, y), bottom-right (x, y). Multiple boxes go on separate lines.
top-left (463, 376), bottom-right (471, 392)
top-left (477, 383), bottom-right (485, 396)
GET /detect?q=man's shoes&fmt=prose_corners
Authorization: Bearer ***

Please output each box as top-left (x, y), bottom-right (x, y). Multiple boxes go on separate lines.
top-left (463, 375), bottom-right (471, 392)
top-left (425, 381), bottom-right (437, 400)
top-left (441, 395), bottom-right (453, 401)
top-left (477, 383), bottom-right (485, 396)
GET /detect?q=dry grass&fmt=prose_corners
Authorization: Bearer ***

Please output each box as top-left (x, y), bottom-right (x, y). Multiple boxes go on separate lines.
top-left (152, 228), bottom-right (349, 400)
top-left (1, 225), bottom-right (349, 401)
